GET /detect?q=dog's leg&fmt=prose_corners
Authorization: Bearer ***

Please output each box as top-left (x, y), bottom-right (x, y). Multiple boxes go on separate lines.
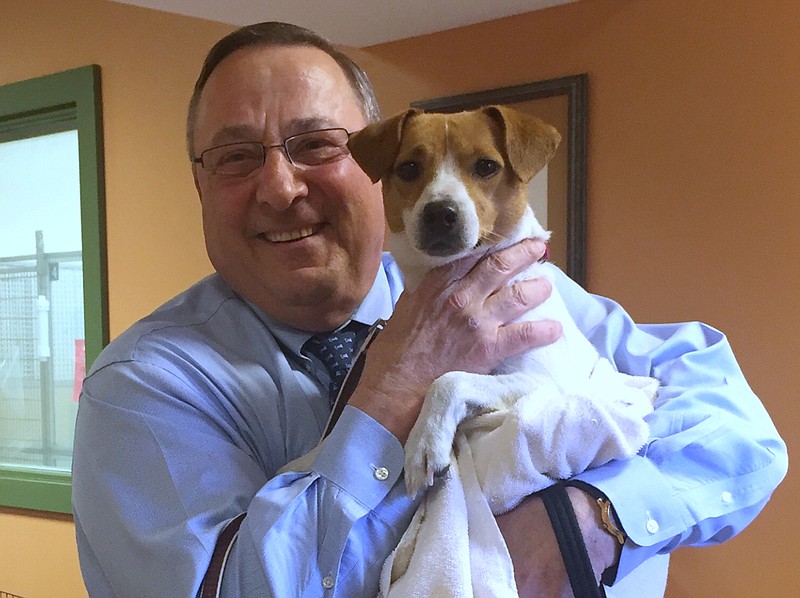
top-left (404, 371), bottom-right (523, 497)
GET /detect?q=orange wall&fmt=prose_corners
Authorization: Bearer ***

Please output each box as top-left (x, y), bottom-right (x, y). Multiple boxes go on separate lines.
top-left (1, 0), bottom-right (797, 596)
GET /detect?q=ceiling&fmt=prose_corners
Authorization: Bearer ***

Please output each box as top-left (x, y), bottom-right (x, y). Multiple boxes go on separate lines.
top-left (112, 0), bottom-right (579, 47)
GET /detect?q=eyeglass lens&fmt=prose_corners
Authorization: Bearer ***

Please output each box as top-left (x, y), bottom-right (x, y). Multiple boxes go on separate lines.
top-left (202, 128), bottom-right (350, 177)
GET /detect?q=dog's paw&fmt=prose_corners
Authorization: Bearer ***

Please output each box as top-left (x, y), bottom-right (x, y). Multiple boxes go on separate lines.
top-left (403, 418), bottom-right (455, 497)
top-left (403, 371), bottom-right (495, 497)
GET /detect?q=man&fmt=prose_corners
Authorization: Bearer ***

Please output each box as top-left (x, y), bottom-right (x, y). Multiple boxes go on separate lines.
top-left (72, 22), bottom-right (787, 597)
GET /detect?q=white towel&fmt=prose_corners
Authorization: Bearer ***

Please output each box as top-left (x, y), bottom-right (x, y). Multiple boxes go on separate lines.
top-left (380, 433), bottom-right (517, 598)
top-left (379, 359), bottom-right (657, 597)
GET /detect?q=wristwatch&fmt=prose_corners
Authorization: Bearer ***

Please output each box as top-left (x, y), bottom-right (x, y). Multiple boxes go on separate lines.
top-left (564, 479), bottom-right (627, 545)
top-left (564, 480), bottom-right (627, 587)
top-left (596, 496), bottom-right (626, 545)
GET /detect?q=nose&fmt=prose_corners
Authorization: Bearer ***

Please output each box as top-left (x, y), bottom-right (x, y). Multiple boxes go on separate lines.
top-left (419, 198), bottom-right (467, 257)
top-left (253, 147), bottom-right (308, 211)
top-left (422, 199), bottom-right (459, 235)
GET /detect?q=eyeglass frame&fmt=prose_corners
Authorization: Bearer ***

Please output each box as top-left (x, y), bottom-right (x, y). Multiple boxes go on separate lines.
top-left (191, 127), bottom-right (353, 177)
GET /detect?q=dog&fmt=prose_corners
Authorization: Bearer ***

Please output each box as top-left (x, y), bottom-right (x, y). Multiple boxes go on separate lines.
top-left (347, 105), bottom-right (658, 596)
top-left (348, 104), bottom-right (658, 496)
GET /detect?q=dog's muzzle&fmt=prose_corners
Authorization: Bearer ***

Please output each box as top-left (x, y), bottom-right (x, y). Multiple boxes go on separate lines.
top-left (418, 199), bottom-right (470, 257)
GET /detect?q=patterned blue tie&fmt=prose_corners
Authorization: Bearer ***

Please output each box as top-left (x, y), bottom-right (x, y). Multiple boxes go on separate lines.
top-left (303, 321), bottom-right (369, 405)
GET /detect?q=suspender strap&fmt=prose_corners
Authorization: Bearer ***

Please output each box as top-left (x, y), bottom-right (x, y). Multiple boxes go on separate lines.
top-left (323, 318), bottom-right (386, 438)
top-left (538, 483), bottom-right (605, 598)
top-left (199, 512), bottom-right (246, 598)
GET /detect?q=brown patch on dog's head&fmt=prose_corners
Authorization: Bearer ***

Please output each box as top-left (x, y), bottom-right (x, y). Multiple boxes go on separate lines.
top-left (477, 105), bottom-right (561, 242)
top-left (347, 109), bottom-right (417, 234)
top-left (482, 105), bottom-right (561, 184)
top-left (347, 106), bottom-right (560, 247)
top-left (346, 109), bottom-right (420, 184)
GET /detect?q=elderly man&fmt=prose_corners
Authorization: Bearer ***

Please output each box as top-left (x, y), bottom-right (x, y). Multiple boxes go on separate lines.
top-left (72, 21), bottom-right (787, 597)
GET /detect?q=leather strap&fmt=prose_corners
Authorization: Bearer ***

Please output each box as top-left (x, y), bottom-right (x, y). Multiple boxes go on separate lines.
top-left (323, 318), bottom-right (386, 438)
top-left (538, 483), bottom-right (605, 597)
top-left (199, 512), bottom-right (246, 598)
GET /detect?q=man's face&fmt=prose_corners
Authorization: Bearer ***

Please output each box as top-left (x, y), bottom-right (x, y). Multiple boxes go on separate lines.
top-left (192, 45), bottom-right (385, 331)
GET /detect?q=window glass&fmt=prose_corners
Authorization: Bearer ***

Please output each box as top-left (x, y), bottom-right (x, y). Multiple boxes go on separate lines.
top-left (0, 130), bottom-right (83, 472)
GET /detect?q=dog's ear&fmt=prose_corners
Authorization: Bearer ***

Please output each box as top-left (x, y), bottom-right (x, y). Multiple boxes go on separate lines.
top-left (347, 109), bottom-right (419, 183)
top-left (482, 105), bottom-right (562, 183)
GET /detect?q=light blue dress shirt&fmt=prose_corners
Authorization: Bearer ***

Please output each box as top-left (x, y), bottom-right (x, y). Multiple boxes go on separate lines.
top-left (72, 254), bottom-right (787, 597)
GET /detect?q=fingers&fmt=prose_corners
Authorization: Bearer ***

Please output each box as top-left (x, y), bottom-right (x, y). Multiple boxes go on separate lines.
top-left (458, 238), bottom-right (548, 299)
top-left (425, 240), bottom-right (561, 362)
top-left (349, 239), bottom-right (560, 442)
top-left (486, 277), bottom-right (553, 324)
top-left (426, 238), bottom-right (548, 298)
top-left (428, 238), bottom-right (553, 332)
top-left (496, 319), bottom-right (563, 360)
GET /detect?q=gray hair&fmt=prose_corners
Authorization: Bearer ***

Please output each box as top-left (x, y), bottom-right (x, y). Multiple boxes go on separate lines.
top-left (186, 21), bottom-right (382, 158)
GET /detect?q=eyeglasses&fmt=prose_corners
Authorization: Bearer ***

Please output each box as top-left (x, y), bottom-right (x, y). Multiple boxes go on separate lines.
top-left (192, 127), bottom-right (352, 178)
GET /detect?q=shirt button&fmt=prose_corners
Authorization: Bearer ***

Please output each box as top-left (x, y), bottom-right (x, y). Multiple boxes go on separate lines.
top-left (721, 491), bottom-right (733, 504)
top-left (646, 518), bottom-right (660, 534)
top-left (374, 466), bottom-right (390, 481)
top-left (322, 575), bottom-right (335, 589)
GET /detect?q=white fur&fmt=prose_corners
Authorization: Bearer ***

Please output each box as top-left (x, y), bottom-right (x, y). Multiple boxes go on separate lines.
top-left (388, 156), bottom-right (657, 496)
top-left (400, 204), bottom-right (642, 494)
top-left (389, 155), bottom-right (486, 291)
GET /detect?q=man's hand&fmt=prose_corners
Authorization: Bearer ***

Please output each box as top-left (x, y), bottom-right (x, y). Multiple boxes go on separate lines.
top-left (349, 238), bottom-right (562, 443)
top-left (496, 487), bottom-right (622, 597)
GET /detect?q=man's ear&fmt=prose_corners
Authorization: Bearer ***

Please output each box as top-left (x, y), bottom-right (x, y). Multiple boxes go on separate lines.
top-left (347, 108), bottom-right (419, 183)
top-left (483, 105), bottom-right (561, 183)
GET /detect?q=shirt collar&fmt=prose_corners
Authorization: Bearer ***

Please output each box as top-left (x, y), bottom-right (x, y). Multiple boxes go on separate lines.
top-left (241, 262), bottom-right (395, 360)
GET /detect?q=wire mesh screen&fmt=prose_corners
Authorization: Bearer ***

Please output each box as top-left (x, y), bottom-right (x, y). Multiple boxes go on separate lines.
top-left (0, 252), bottom-right (83, 470)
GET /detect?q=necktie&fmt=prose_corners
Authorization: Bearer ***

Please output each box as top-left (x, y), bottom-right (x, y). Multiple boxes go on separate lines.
top-left (302, 321), bottom-right (369, 405)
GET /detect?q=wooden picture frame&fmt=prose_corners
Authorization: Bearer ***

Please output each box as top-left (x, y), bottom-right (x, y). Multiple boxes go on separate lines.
top-left (412, 74), bottom-right (588, 287)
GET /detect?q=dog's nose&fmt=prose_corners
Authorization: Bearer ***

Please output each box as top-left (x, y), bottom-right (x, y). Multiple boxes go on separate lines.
top-left (419, 199), bottom-right (467, 256)
top-left (422, 200), bottom-right (459, 235)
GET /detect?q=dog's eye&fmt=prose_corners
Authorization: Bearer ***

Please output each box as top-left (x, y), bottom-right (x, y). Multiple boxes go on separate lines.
top-left (473, 159), bottom-right (500, 179)
top-left (396, 161), bottom-right (421, 182)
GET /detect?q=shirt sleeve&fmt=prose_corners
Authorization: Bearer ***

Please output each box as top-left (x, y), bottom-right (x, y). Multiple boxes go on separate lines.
top-left (220, 406), bottom-right (416, 597)
top-left (552, 266), bottom-right (789, 582)
top-left (72, 356), bottom-right (414, 598)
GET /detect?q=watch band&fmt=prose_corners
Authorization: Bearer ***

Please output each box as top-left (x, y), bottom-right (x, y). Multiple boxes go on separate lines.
top-left (565, 480), bottom-right (627, 545)
top-left (538, 483), bottom-right (605, 598)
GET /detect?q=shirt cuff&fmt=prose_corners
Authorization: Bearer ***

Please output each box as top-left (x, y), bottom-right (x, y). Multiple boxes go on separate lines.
top-left (310, 405), bottom-right (406, 511)
top-left (573, 455), bottom-right (685, 582)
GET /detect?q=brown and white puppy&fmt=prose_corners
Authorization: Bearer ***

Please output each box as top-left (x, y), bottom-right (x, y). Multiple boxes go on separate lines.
top-left (348, 106), bottom-right (654, 497)
top-left (349, 105), bottom-right (559, 291)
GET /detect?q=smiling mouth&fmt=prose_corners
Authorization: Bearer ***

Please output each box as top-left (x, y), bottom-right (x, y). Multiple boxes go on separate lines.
top-left (262, 226), bottom-right (320, 243)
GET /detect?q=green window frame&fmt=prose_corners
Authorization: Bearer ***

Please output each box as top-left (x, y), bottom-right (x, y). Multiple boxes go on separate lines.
top-left (0, 65), bottom-right (107, 513)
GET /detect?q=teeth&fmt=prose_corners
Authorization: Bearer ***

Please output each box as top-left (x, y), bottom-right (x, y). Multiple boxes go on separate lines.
top-left (264, 227), bottom-right (315, 243)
